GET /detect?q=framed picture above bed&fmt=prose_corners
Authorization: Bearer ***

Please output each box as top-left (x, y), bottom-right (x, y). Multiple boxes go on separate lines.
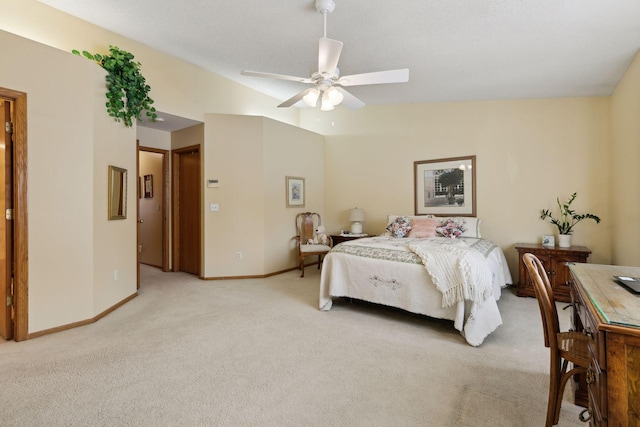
top-left (414, 155), bottom-right (476, 217)
top-left (286, 176), bottom-right (305, 208)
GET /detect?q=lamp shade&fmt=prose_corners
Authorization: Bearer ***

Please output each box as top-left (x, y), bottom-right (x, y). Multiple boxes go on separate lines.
top-left (349, 208), bottom-right (365, 222)
top-left (349, 207), bottom-right (365, 234)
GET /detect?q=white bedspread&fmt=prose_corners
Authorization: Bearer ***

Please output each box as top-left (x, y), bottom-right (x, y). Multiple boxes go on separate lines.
top-left (319, 236), bottom-right (512, 346)
top-left (408, 238), bottom-right (493, 308)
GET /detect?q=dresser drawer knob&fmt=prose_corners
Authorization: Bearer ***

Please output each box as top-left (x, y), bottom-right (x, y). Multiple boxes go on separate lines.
top-left (586, 367), bottom-right (595, 385)
top-left (578, 408), bottom-right (592, 422)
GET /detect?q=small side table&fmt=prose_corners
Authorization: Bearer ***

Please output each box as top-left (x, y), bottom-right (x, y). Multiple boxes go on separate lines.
top-left (331, 234), bottom-right (370, 245)
top-left (514, 243), bottom-right (591, 303)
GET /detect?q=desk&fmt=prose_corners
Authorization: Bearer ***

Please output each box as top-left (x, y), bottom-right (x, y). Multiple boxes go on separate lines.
top-left (569, 263), bottom-right (640, 426)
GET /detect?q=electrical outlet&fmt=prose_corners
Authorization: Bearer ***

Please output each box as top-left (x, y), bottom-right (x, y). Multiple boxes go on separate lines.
top-left (236, 251), bottom-right (243, 260)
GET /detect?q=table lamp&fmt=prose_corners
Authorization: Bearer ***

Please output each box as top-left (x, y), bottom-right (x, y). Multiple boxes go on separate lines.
top-left (349, 207), bottom-right (365, 234)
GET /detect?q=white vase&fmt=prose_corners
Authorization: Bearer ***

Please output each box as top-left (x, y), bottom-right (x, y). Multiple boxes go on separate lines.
top-left (558, 234), bottom-right (571, 248)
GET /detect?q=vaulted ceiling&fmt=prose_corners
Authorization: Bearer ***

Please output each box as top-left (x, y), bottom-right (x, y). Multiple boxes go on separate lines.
top-left (39, 0), bottom-right (640, 110)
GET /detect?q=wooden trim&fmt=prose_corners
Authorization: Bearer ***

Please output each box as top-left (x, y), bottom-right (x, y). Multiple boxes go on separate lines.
top-left (1, 88), bottom-right (28, 341)
top-left (171, 151), bottom-right (180, 271)
top-left (28, 292), bottom-right (137, 339)
top-left (136, 140), bottom-right (140, 289)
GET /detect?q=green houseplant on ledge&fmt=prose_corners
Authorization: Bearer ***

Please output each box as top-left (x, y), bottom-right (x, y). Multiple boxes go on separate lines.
top-left (540, 192), bottom-right (601, 247)
top-left (72, 46), bottom-right (157, 127)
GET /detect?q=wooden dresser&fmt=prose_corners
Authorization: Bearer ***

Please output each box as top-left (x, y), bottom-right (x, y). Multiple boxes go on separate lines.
top-left (569, 263), bottom-right (640, 426)
top-left (515, 243), bottom-right (590, 302)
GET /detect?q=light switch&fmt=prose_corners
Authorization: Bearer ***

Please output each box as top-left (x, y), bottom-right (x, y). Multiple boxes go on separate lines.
top-left (210, 203), bottom-right (219, 212)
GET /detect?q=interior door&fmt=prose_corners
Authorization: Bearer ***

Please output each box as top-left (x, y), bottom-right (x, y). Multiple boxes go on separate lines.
top-left (0, 100), bottom-right (13, 339)
top-left (139, 150), bottom-right (165, 268)
top-left (173, 146), bottom-right (201, 275)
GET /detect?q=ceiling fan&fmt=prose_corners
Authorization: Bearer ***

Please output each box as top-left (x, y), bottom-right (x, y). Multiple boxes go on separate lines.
top-left (241, 0), bottom-right (409, 111)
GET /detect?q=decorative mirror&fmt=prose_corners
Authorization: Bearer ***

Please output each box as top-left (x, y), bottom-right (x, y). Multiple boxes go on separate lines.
top-left (108, 165), bottom-right (127, 220)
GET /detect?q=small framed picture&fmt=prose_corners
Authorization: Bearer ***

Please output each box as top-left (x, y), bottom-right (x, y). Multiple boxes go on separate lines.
top-left (286, 176), bottom-right (305, 208)
top-left (542, 235), bottom-right (555, 247)
top-left (143, 174), bottom-right (153, 198)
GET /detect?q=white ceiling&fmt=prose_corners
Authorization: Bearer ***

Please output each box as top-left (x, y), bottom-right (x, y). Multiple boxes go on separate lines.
top-left (39, 0), bottom-right (640, 114)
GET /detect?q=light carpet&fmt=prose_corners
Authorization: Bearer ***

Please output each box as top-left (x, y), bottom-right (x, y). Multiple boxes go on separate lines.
top-left (0, 265), bottom-right (586, 426)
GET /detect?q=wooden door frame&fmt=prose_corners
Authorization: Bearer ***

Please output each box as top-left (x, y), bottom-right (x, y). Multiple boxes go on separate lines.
top-left (171, 144), bottom-right (201, 275)
top-left (1, 87), bottom-right (28, 341)
top-left (138, 145), bottom-right (170, 272)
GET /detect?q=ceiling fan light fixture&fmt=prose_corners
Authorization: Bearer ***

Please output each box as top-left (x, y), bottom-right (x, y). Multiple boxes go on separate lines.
top-left (326, 86), bottom-right (343, 105)
top-left (320, 92), bottom-right (335, 111)
top-left (241, 0), bottom-right (408, 111)
top-left (303, 88), bottom-right (320, 107)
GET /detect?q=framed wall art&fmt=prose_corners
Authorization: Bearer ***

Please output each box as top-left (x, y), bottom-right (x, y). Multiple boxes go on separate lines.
top-left (143, 174), bottom-right (153, 198)
top-left (414, 155), bottom-right (476, 216)
top-left (286, 176), bottom-right (305, 208)
top-left (108, 165), bottom-right (127, 220)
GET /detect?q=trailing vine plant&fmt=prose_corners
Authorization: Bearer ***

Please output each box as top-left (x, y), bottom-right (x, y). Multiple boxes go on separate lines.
top-left (72, 46), bottom-right (157, 127)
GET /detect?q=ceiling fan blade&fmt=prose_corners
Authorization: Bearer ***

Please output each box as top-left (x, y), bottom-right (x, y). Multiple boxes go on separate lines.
top-left (337, 68), bottom-right (409, 87)
top-left (241, 70), bottom-right (314, 84)
top-left (336, 87), bottom-right (366, 110)
top-left (318, 37), bottom-right (343, 76)
top-left (277, 88), bottom-right (314, 108)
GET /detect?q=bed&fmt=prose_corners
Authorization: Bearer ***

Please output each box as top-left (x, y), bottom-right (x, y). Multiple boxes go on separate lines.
top-left (319, 216), bottom-right (512, 346)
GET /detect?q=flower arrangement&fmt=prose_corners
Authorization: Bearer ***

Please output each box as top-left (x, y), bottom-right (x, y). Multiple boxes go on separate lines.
top-left (436, 218), bottom-right (467, 238)
top-left (540, 192), bottom-right (601, 235)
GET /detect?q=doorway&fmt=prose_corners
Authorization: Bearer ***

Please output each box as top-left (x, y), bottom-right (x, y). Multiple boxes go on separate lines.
top-left (138, 146), bottom-right (170, 274)
top-left (0, 88), bottom-right (28, 341)
top-left (172, 145), bottom-right (201, 276)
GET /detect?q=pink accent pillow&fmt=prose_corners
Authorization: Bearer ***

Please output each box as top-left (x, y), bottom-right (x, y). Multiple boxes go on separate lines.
top-left (408, 217), bottom-right (439, 238)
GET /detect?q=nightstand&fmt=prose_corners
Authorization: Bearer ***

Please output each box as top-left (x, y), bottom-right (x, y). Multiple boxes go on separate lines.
top-left (514, 243), bottom-right (591, 303)
top-left (331, 234), bottom-right (370, 245)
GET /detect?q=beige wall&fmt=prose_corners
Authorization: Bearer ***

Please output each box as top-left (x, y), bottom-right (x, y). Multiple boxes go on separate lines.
top-left (92, 92), bottom-right (138, 317)
top-left (262, 118), bottom-right (325, 273)
top-left (610, 52), bottom-right (640, 266)
top-left (0, 29), bottom-right (136, 332)
top-left (202, 114), bottom-right (324, 277)
top-left (304, 98), bottom-right (612, 277)
top-left (138, 126), bottom-right (171, 151)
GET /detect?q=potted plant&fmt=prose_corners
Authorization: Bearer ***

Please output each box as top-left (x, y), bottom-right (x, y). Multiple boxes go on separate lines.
top-left (540, 192), bottom-right (601, 247)
top-left (72, 46), bottom-right (157, 127)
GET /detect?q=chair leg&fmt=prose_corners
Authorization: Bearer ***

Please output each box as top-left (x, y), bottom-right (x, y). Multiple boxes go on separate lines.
top-left (317, 254), bottom-right (322, 269)
top-left (554, 365), bottom-right (587, 425)
top-left (546, 355), bottom-right (562, 427)
top-left (299, 256), bottom-right (305, 277)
